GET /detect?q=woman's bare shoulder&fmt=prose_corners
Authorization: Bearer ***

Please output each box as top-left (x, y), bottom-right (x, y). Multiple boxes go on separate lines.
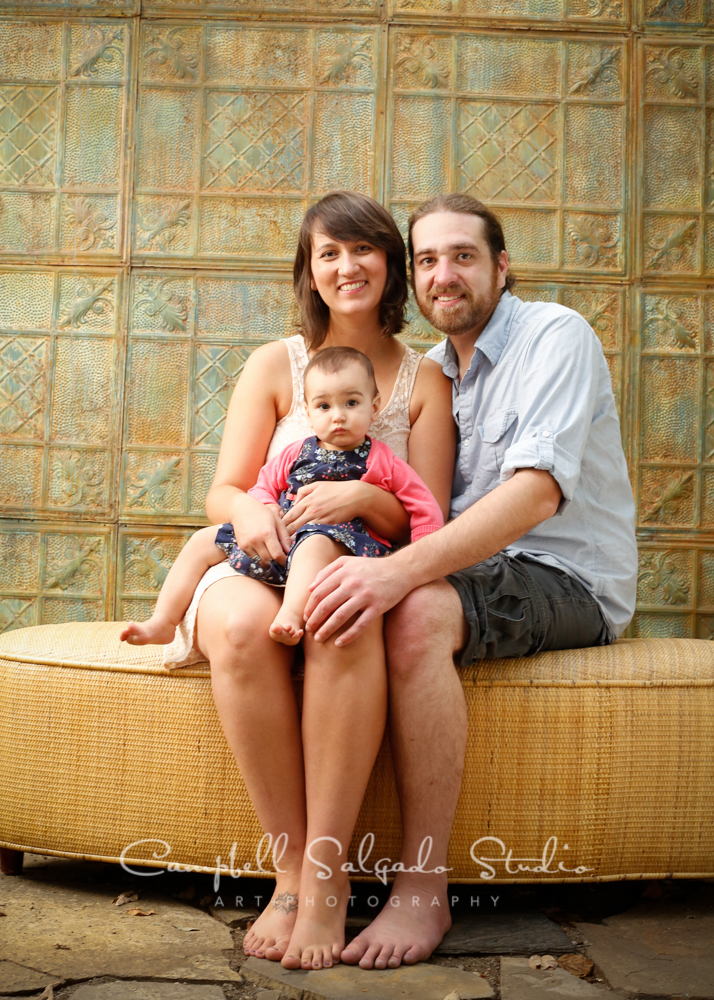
top-left (414, 354), bottom-right (451, 391)
top-left (242, 338), bottom-right (292, 374)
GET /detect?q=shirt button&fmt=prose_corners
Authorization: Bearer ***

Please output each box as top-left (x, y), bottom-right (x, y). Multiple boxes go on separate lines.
top-left (542, 431), bottom-right (551, 438)
top-left (463, 437), bottom-right (470, 447)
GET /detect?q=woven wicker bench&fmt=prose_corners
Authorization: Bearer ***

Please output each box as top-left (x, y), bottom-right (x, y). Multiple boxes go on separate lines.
top-left (1, 622), bottom-right (713, 883)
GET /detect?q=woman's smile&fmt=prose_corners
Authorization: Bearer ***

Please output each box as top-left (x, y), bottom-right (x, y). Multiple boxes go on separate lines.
top-left (338, 280), bottom-right (367, 293)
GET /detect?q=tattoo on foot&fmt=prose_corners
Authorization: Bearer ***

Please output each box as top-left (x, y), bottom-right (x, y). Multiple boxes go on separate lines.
top-left (273, 891), bottom-right (298, 913)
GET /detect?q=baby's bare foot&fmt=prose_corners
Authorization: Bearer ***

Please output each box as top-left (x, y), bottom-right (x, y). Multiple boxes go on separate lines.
top-left (120, 617), bottom-right (176, 645)
top-left (269, 610), bottom-right (304, 646)
top-left (243, 886), bottom-right (299, 961)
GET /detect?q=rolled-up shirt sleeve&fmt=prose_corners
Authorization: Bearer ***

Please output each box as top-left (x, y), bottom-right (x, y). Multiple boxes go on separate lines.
top-left (499, 314), bottom-right (600, 513)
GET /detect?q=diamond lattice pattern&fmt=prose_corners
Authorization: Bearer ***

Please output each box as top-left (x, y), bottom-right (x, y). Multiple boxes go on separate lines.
top-left (0, 337), bottom-right (46, 437)
top-left (0, 87), bottom-right (57, 187)
top-left (193, 346), bottom-right (253, 447)
top-left (458, 102), bottom-right (559, 203)
top-left (203, 91), bottom-right (306, 193)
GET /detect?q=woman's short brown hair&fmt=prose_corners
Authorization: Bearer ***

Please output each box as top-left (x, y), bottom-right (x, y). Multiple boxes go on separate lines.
top-left (407, 193), bottom-right (516, 293)
top-left (293, 191), bottom-right (408, 351)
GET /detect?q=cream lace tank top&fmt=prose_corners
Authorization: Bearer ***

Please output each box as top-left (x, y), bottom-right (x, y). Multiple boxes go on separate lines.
top-left (162, 334), bottom-right (424, 667)
top-left (268, 334), bottom-right (422, 462)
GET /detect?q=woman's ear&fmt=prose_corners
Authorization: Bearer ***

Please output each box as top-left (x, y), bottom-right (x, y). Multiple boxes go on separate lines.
top-left (310, 274), bottom-right (317, 291)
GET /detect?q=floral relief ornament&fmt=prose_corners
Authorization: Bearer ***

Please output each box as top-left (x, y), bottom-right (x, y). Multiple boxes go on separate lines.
top-left (59, 278), bottom-right (114, 330)
top-left (126, 538), bottom-right (174, 590)
top-left (54, 451), bottom-right (106, 508)
top-left (144, 27), bottom-right (198, 82)
top-left (64, 198), bottom-right (116, 252)
top-left (647, 0), bottom-right (688, 20)
top-left (136, 279), bottom-right (187, 333)
top-left (321, 35), bottom-right (372, 86)
top-left (70, 25), bottom-right (123, 78)
top-left (396, 36), bottom-right (449, 90)
top-left (135, 201), bottom-right (191, 253)
top-left (646, 47), bottom-right (698, 100)
top-left (45, 537), bottom-right (102, 592)
top-left (645, 297), bottom-right (697, 350)
top-left (581, 0), bottom-right (623, 17)
top-left (567, 216), bottom-right (619, 268)
top-left (569, 47), bottom-right (620, 96)
top-left (646, 219), bottom-right (697, 272)
top-left (642, 471), bottom-right (694, 524)
top-left (127, 456), bottom-right (181, 510)
top-left (639, 552), bottom-right (690, 606)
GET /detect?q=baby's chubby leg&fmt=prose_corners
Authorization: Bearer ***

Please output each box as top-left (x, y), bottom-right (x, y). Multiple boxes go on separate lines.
top-left (120, 525), bottom-right (227, 645)
top-left (270, 534), bottom-right (349, 647)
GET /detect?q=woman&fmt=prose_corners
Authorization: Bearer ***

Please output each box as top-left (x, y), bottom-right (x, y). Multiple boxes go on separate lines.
top-left (168, 192), bottom-right (455, 970)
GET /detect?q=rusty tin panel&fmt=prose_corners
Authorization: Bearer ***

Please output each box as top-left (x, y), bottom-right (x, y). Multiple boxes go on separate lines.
top-left (0, 17), bottom-right (134, 263)
top-left (0, 267), bottom-right (125, 522)
top-left (638, 0), bottom-right (714, 31)
top-left (143, 0), bottom-right (380, 17)
top-left (121, 269), bottom-right (297, 524)
top-left (132, 21), bottom-right (385, 267)
top-left (0, 519), bottom-right (114, 630)
top-left (387, 29), bottom-right (629, 279)
top-left (638, 38), bottom-right (714, 278)
top-left (389, 0), bottom-right (629, 27)
top-left (116, 524), bottom-right (196, 622)
top-left (0, 2), bottom-right (138, 14)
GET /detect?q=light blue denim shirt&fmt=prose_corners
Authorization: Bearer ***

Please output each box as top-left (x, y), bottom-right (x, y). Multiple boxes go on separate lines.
top-left (425, 290), bottom-right (637, 636)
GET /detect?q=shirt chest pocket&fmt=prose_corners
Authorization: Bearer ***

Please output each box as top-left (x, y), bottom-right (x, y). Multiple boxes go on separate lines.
top-left (470, 408), bottom-right (519, 496)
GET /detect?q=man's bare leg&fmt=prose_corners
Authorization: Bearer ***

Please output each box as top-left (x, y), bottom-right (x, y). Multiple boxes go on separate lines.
top-left (196, 576), bottom-right (306, 962)
top-left (341, 579), bottom-right (468, 970)
top-left (281, 537), bottom-right (388, 970)
top-left (270, 535), bottom-right (339, 646)
top-left (121, 525), bottom-right (225, 644)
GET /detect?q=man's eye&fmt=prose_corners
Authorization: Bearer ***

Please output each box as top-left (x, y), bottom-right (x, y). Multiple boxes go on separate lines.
top-left (419, 257), bottom-right (434, 266)
top-left (457, 253), bottom-right (472, 261)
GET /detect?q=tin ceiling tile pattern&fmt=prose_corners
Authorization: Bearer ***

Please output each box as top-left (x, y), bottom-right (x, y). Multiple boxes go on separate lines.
top-left (133, 22), bottom-right (383, 266)
top-left (0, 268), bottom-right (124, 523)
top-left (0, 6), bottom-right (711, 639)
top-left (390, 0), bottom-right (628, 25)
top-left (0, 18), bottom-right (133, 263)
top-left (387, 29), bottom-right (628, 278)
top-left (0, 519), bottom-right (114, 632)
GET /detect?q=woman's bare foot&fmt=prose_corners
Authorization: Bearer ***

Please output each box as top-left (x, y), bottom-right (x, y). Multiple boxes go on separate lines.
top-left (281, 874), bottom-right (350, 970)
top-left (120, 617), bottom-right (177, 645)
top-left (243, 884), bottom-right (300, 962)
top-left (269, 609), bottom-right (304, 646)
top-left (340, 876), bottom-right (451, 969)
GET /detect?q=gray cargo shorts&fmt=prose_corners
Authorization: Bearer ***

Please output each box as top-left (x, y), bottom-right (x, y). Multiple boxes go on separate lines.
top-left (446, 552), bottom-right (616, 666)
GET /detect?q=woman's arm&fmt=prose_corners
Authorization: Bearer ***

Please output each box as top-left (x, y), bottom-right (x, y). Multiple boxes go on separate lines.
top-left (205, 341), bottom-right (294, 564)
top-left (406, 357), bottom-right (456, 520)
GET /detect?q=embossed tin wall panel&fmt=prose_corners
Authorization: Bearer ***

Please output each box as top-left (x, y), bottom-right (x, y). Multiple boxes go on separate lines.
top-left (132, 21), bottom-right (384, 267)
top-left (0, 5), bottom-right (712, 638)
top-left (0, 18), bottom-right (133, 264)
top-left (387, 29), bottom-right (629, 279)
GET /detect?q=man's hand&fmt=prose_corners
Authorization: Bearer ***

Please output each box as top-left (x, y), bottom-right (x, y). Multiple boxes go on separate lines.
top-left (303, 554), bottom-right (412, 646)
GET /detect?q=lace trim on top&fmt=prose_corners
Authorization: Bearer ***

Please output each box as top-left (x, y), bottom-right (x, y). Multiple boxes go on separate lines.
top-left (268, 334), bottom-right (423, 463)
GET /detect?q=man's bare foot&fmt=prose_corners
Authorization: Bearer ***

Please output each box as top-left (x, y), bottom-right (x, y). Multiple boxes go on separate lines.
top-left (340, 876), bottom-right (451, 969)
top-left (269, 609), bottom-right (304, 646)
top-left (243, 885), bottom-right (300, 961)
top-left (281, 875), bottom-right (349, 970)
top-left (120, 617), bottom-right (176, 645)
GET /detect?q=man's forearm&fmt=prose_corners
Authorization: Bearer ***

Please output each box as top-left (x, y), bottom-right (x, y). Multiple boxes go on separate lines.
top-left (389, 469), bottom-right (562, 590)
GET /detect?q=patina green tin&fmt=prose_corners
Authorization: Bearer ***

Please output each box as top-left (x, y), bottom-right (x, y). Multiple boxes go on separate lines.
top-left (0, 0), bottom-right (709, 638)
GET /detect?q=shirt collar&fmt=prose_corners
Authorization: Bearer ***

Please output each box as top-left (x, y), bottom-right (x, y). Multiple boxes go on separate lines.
top-left (441, 290), bottom-right (518, 377)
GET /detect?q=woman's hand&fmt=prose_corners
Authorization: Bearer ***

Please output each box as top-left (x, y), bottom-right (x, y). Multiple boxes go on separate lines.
top-left (230, 494), bottom-right (292, 565)
top-left (281, 480), bottom-right (366, 534)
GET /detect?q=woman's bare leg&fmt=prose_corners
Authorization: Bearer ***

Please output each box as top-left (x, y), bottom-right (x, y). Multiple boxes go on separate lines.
top-left (270, 534), bottom-right (343, 646)
top-left (281, 544), bottom-right (388, 970)
top-left (121, 525), bottom-right (226, 645)
top-left (196, 575), bottom-right (306, 961)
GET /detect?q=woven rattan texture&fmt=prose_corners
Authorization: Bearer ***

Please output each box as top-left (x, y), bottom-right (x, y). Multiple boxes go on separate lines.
top-left (2, 624), bottom-right (713, 881)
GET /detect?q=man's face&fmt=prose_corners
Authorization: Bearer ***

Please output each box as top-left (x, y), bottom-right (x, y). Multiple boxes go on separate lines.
top-left (411, 211), bottom-right (509, 337)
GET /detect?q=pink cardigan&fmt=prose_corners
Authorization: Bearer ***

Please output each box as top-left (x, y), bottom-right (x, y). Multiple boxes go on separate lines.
top-left (248, 436), bottom-right (444, 544)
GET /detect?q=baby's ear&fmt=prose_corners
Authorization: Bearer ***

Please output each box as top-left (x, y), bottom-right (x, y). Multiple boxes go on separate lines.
top-left (372, 393), bottom-right (381, 415)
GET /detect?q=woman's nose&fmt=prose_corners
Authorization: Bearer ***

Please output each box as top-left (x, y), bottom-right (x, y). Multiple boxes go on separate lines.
top-left (338, 253), bottom-right (360, 276)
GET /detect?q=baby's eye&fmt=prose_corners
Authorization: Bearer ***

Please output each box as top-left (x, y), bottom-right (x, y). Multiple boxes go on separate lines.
top-left (318, 403), bottom-right (330, 410)
top-left (346, 399), bottom-right (359, 407)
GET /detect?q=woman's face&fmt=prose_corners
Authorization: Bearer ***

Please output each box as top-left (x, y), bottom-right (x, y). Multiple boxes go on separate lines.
top-left (310, 229), bottom-right (388, 324)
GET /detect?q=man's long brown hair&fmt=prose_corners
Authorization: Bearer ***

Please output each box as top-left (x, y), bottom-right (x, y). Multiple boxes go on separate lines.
top-left (293, 191), bottom-right (408, 351)
top-left (407, 193), bottom-right (516, 292)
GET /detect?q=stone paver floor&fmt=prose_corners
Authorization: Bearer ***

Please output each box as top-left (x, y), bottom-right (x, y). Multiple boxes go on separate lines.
top-left (1, 854), bottom-right (712, 1000)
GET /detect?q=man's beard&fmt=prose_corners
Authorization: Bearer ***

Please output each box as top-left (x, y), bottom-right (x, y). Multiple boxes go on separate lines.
top-left (417, 268), bottom-right (500, 336)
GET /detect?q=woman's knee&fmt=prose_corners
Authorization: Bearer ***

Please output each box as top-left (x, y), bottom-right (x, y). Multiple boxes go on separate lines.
top-left (196, 581), bottom-right (288, 672)
top-left (385, 580), bottom-right (465, 680)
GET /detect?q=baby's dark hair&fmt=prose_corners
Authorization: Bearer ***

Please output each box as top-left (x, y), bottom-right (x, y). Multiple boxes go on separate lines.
top-left (303, 347), bottom-right (378, 399)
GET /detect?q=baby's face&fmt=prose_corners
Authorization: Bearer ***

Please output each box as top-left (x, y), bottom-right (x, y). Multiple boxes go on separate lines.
top-left (304, 364), bottom-right (380, 450)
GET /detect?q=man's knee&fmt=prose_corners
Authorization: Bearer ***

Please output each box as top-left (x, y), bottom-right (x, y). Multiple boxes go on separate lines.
top-left (385, 580), bottom-right (466, 680)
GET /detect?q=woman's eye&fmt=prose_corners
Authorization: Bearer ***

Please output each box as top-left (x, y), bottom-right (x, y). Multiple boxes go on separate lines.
top-left (356, 245), bottom-right (372, 253)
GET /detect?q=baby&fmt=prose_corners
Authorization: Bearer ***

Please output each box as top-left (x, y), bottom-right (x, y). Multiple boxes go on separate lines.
top-left (120, 346), bottom-right (443, 648)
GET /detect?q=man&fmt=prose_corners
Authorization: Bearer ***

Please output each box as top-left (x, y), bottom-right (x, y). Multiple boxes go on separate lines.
top-left (303, 193), bottom-right (638, 970)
